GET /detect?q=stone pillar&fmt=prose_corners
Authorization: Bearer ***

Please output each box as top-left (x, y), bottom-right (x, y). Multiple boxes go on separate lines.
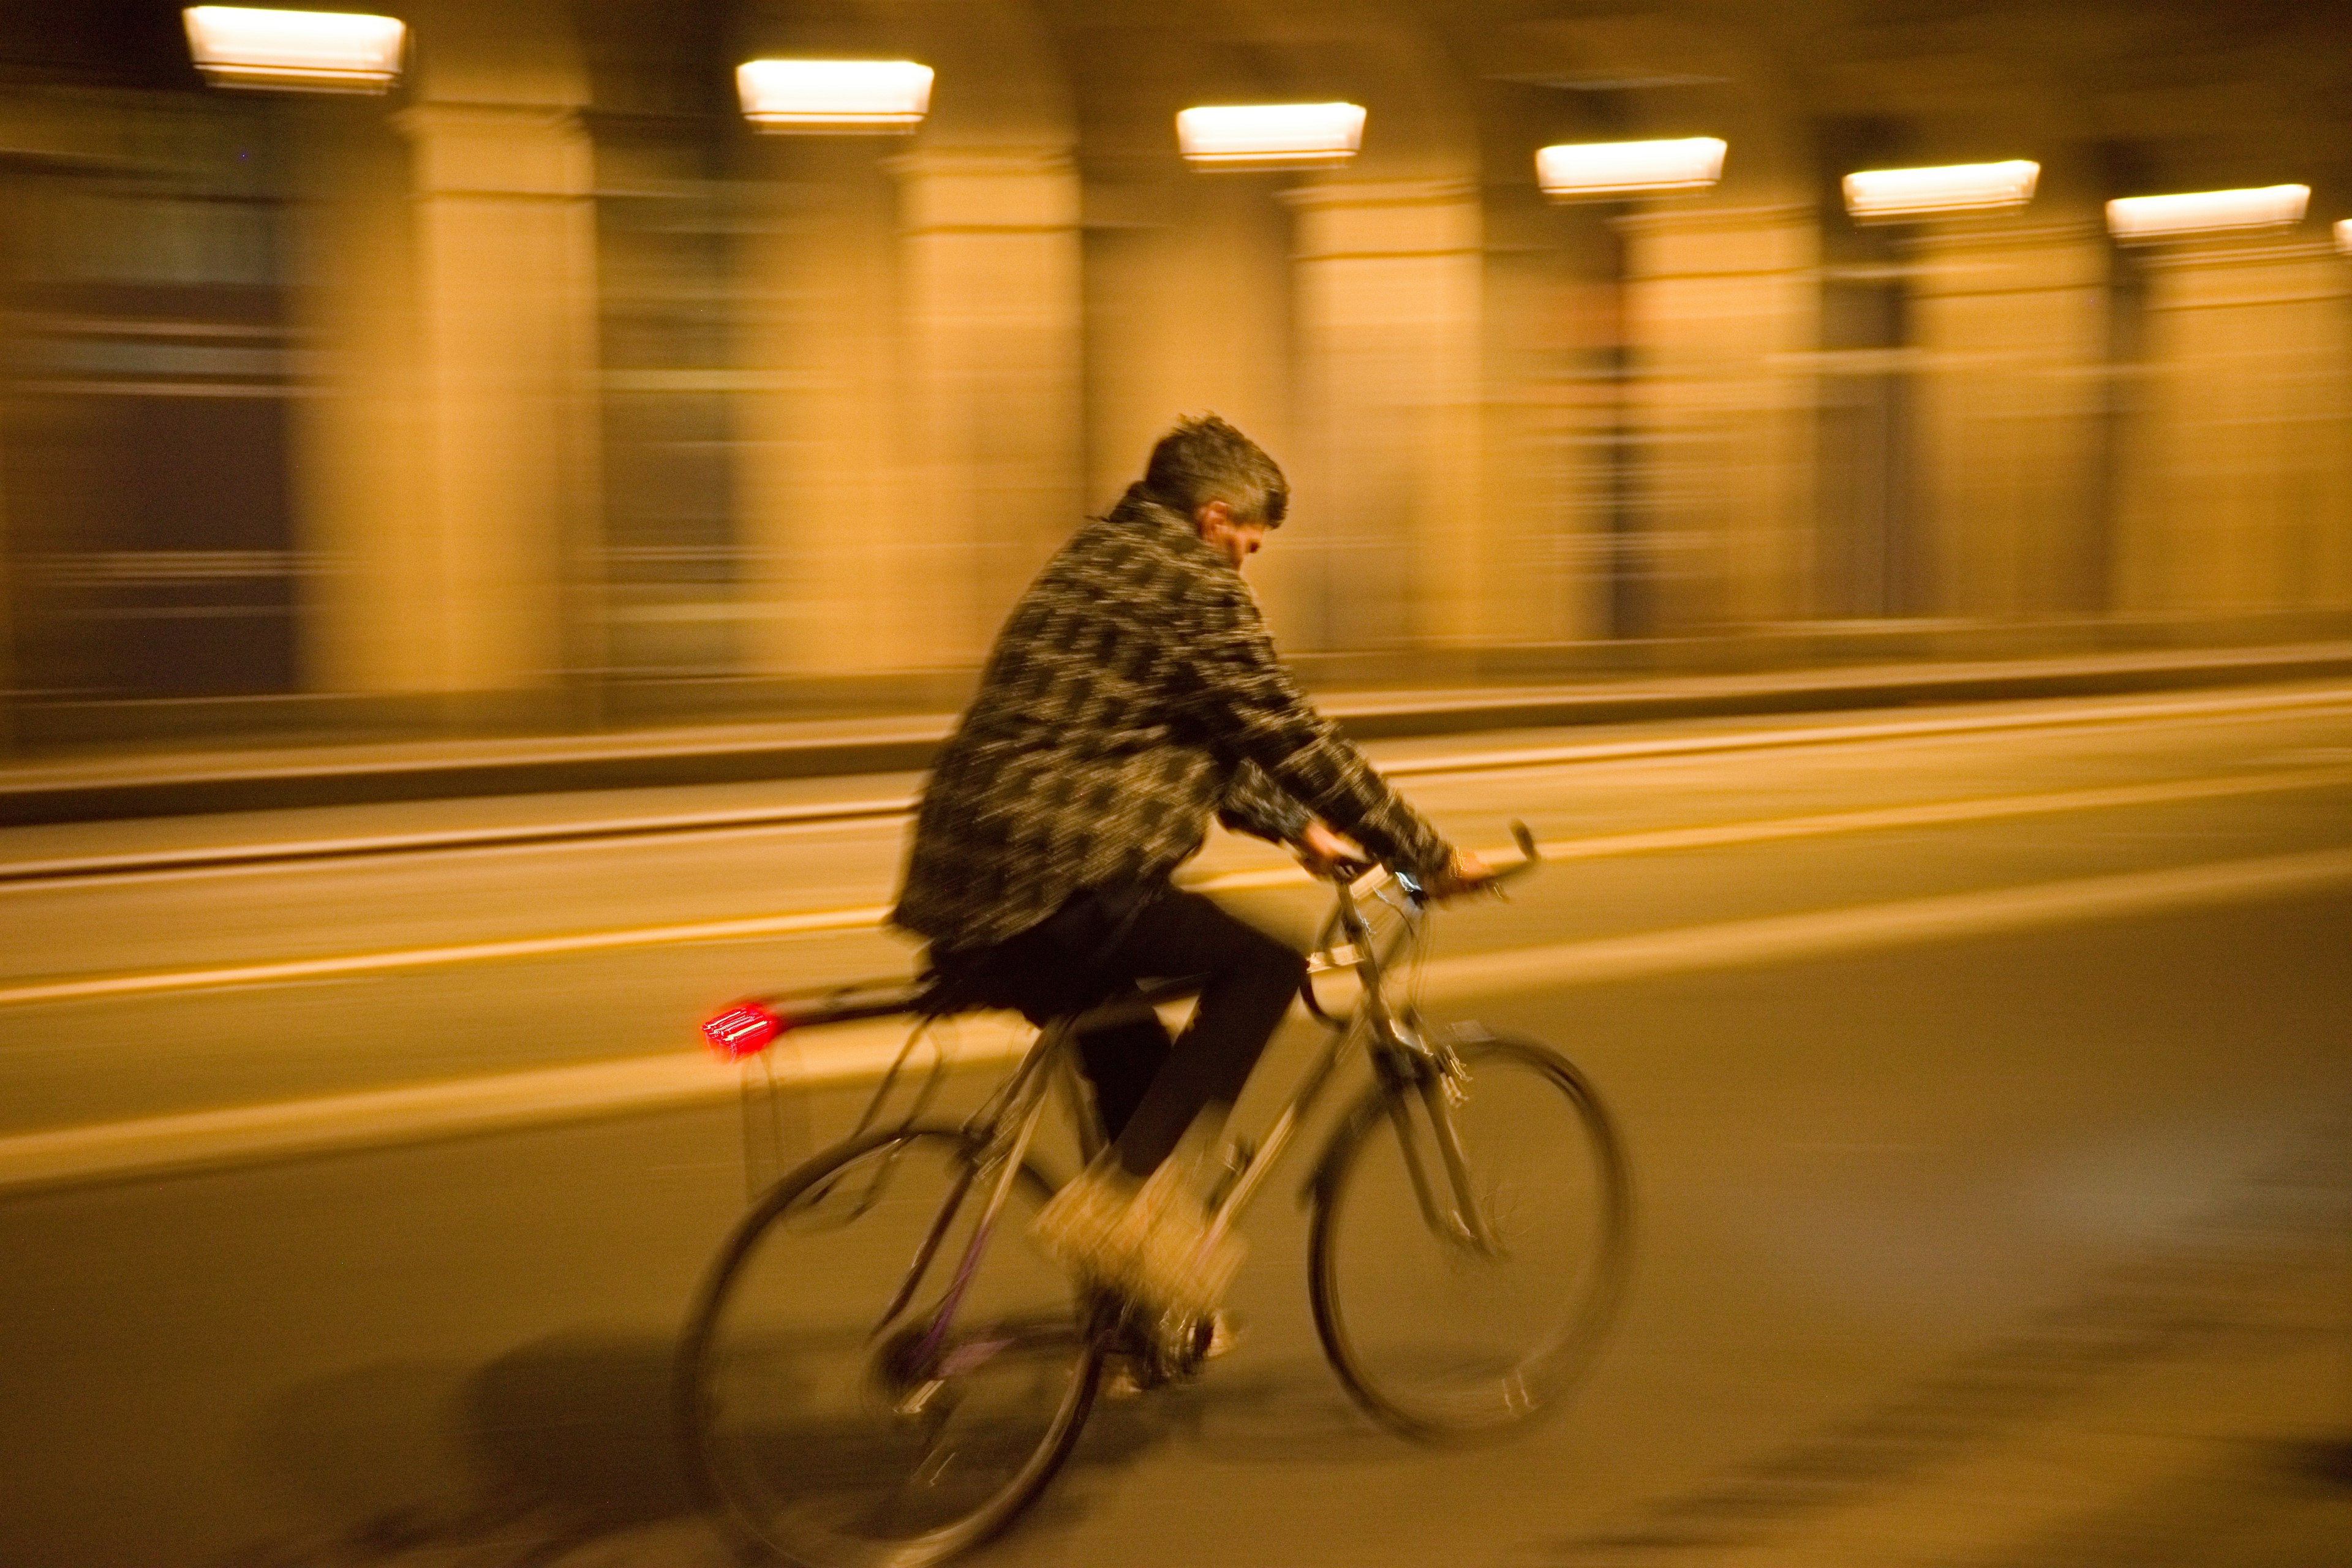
top-left (295, 97), bottom-right (599, 707)
top-left (1477, 203), bottom-right (1613, 647)
top-left (733, 143), bottom-right (910, 679)
top-left (1079, 174), bottom-right (1301, 636)
top-left (2115, 239), bottom-right (2352, 614)
top-left (282, 0), bottom-right (601, 712)
top-left (285, 102), bottom-right (420, 702)
top-left (888, 149), bottom-right (1085, 668)
top-left (1286, 180), bottom-right (1485, 654)
top-left (391, 102), bottom-right (601, 699)
top-left (0, 453), bottom-right (13, 749)
top-left (1907, 220), bottom-right (2110, 617)
top-left (1618, 203), bottom-right (1819, 629)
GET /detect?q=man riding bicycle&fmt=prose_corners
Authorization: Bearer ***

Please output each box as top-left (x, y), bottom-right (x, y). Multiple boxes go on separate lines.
top-left (891, 414), bottom-right (1488, 1324)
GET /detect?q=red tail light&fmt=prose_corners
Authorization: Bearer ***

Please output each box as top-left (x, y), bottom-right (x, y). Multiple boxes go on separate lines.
top-left (704, 1003), bottom-right (783, 1060)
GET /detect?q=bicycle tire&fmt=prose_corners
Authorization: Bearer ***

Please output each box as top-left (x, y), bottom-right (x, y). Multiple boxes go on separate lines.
top-left (1308, 1031), bottom-right (1631, 1443)
top-left (678, 1123), bottom-right (1104, 1568)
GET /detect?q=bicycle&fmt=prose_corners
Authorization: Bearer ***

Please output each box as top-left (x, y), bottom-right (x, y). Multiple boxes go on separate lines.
top-left (677, 823), bottom-right (1631, 1568)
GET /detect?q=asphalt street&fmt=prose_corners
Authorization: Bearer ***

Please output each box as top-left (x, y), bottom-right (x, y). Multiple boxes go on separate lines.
top-left (2, 682), bottom-right (2349, 1567)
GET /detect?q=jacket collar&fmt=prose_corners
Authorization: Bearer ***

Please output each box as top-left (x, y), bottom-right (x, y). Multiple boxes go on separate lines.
top-left (1106, 483), bottom-right (1230, 571)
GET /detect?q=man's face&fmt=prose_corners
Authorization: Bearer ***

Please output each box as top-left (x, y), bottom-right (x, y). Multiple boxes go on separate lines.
top-left (1194, 502), bottom-right (1270, 570)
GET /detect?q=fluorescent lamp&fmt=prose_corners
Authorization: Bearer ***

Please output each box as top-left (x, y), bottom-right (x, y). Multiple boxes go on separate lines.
top-left (1843, 160), bottom-right (2038, 221)
top-left (2106, 184), bottom-right (2309, 241)
top-left (183, 6), bottom-right (405, 93)
top-left (1536, 137), bottom-right (1726, 199)
top-left (1176, 103), bottom-right (1367, 169)
top-left (736, 59), bottom-right (934, 133)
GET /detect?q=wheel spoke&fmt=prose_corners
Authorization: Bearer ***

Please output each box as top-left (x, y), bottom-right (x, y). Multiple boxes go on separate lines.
top-left (679, 1127), bottom-right (1102, 1567)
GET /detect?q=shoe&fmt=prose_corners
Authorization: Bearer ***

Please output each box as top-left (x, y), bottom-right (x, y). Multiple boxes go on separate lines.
top-left (1031, 1157), bottom-right (1246, 1321)
top-left (1118, 1158), bottom-right (1246, 1317)
top-left (1030, 1162), bottom-right (1141, 1289)
top-left (1101, 1310), bottom-right (1246, 1399)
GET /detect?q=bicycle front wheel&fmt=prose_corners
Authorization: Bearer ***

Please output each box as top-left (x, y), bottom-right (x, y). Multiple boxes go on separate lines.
top-left (678, 1125), bottom-right (1103, 1568)
top-left (1308, 1031), bottom-right (1630, 1442)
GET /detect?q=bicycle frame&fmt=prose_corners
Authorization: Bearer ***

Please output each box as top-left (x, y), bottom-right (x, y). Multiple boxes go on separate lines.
top-left (774, 830), bottom-right (1541, 1376)
top-left (1197, 868), bottom-right (1498, 1254)
top-left (679, 827), bottom-right (1599, 1568)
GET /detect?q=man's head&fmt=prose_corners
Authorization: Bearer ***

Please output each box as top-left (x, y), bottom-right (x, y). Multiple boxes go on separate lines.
top-left (1142, 414), bottom-right (1287, 569)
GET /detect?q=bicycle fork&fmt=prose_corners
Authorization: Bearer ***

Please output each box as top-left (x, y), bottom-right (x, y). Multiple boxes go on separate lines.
top-left (1314, 886), bottom-right (1503, 1261)
top-left (1378, 1036), bottom-right (1505, 1258)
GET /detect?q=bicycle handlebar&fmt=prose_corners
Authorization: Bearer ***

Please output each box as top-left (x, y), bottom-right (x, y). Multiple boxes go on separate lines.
top-left (708, 823), bottom-right (1543, 1057)
top-left (1339, 818), bottom-right (1542, 901)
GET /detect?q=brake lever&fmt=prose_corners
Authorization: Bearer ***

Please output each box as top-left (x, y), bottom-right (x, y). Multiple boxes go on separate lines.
top-left (1483, 820), bottom-right (1544, 894)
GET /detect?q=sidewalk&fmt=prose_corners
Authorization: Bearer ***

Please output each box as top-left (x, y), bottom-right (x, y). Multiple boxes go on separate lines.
top-left (6, 639), bottom-right (2352, 827)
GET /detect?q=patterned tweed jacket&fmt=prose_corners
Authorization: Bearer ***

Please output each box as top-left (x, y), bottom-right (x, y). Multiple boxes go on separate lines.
top-left (892, 486), bottom-right (1452, 955)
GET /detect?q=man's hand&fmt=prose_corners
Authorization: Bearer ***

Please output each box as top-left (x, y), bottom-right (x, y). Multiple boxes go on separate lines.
top-left (1295, 820), bottom-right (1369, 880)
top-left (1423, 848), bottom-right (1495, 901)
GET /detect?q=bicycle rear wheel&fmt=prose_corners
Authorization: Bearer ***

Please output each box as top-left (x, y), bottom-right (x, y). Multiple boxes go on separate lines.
top-left (678, 1124), bottom-right (1103, 1568)
top-left (1308, 1031), bottom-right (1630, 1442)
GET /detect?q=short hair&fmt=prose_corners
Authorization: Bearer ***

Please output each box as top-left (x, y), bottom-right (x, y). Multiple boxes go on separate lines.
top-left (1142, 414), bottom-right (1289, 526)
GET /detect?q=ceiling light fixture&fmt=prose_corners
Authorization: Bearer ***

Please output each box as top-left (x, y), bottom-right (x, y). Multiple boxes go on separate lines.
top-left (1176, 103), bottom-right (1367, 170)
top-left (1842, 160), bottom-right (2039, 221)
top-left (736, 59), bottom-right (935, 133)
top-left (2106, 184), bottom-right (2309, 241)
top-left (1535, 137), bottom-right (1726, 199)
top-left (182, 6), bottom-right (405, 93)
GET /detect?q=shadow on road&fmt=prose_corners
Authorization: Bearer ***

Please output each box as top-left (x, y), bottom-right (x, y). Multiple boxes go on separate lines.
top-left (235, 1332), bottom-right (693, 1567)
top-left (233, 1331), bottom-right (1411, 1566)
top-left (464, 1330), bottom-right (695, 1521)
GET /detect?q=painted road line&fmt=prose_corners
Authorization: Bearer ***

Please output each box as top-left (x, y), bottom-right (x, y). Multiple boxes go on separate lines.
top-left (0, 906), bottom-right (894, 1009)
top-left (1377, 682), bottom-right (2352, 780)
top-left (0, 796), bottom-right (916, 885)
top-left (1204, 764), bottom-right (2352, 890)
top-left (6, 845), bottom-right (2348, 1197)
top-left (0, 1014), bottom-right (1034, 1199)
top-left (4, 765), bottom-right (2350, 1006)
top-left (8, 682), bottom-right (2349, 889)
top-left (1416, 845), bottom-right (2352, 1002)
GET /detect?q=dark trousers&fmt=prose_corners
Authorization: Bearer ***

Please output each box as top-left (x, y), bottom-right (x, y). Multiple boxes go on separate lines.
top-left (937, 884), bottom-right (1306, 1177)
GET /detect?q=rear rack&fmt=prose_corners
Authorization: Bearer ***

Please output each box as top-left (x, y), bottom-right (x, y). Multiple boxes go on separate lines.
top-left (734, 970), bottom-right (1208, 1037)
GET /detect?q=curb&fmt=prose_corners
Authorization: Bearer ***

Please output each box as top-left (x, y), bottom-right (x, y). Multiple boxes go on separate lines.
top-left (4, 641), bottom-right (2351, 827)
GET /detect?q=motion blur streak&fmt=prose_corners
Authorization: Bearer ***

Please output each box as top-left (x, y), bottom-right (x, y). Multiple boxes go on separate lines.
top-left (0, 903), bottom-right (896, 1008)
top-left (2, 692), bottom-right (2349, 1565)
top-left (6, 839), bottom-right (2348, 1198)
top-left (5, 2), bottom-right (2348, 716)
top-left (3, 3), bottom-right (2352, 1565)
top-left (0, 1012), bottom-right (1026, 1197)
top-left (6, 760), bottom-right (2343, 1006)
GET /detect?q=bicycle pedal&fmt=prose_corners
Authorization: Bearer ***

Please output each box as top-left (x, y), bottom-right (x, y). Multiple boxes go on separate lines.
top-left (1099, 1360), bottom-right (1155, 1400)
top-left (892, 1378), bottom-right (948, 1417)
top-left (1099, 1313), bottom-right (1237, 1400)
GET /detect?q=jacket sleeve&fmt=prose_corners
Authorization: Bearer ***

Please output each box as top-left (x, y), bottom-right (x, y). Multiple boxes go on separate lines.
top-left (1215, 760), bottom-right (1311, 845)
top-left (1177, 570), bottom-right (1452, 877)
